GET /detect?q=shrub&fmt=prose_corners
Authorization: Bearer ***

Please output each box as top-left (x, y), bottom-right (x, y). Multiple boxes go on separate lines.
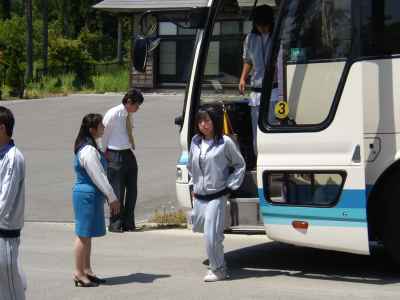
top-left (48, 33), bottom-right (94, 89)
top-left (78, 27), bottom-right (102, 61)
top-left (0, 16), bottom-right (25, 63)
top-left (0, 16), bottom-right (43, 67)
top-left (5, 51), bottom-right (24, 98)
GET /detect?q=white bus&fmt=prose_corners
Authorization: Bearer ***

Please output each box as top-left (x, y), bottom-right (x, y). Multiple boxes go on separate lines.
top-left (137, 0), bottom-right (400, 263)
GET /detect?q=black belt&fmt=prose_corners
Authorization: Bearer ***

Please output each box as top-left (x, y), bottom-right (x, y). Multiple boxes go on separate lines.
top-left (194, 188), bottom-right (230, 201)
top-left (107, 148), bottom-right (131, 153)
top-left (0, 228), bottom-right (21, 238)
top-left (251, 83), bottom-right (278, 93)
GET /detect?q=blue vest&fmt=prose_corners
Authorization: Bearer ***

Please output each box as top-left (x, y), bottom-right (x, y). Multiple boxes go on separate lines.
top-left (73, 145), bottom-right (107, 195)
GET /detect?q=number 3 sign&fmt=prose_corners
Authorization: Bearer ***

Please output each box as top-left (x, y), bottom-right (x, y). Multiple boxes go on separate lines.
top-left (274, 100), bottom-right (289, 120)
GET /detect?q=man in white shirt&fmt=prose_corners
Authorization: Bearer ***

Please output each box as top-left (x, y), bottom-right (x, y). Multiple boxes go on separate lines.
top-left (102, 89), bottom-right (144, 232)
top-left (0, 106), bottom-right (26, 300)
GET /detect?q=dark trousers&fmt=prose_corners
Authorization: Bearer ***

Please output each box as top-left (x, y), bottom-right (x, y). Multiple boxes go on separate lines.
top-left (107, 149), bottom-right (138, 230)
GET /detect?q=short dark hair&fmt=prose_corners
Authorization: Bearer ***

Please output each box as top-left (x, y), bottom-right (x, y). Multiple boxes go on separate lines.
top-left (253, 5), bottom-right (274, 27)
top-left (0, 106), bottom-right (15, 137)
top-left (122, 88), bottom-right (144, 105)
top-left (195, 104), bottom-right (223, 141)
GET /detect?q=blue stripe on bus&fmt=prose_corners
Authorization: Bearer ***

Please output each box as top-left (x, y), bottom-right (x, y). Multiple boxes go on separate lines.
top-left (258, 188), bottom-right (367, 227)
top-left (176, 153), bottom-right (375, 227)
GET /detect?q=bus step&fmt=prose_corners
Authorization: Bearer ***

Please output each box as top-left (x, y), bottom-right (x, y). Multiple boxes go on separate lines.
top-left (227, 198), bottom-right (263, 228)
top-left (228, 225), bottom-right (265, 234)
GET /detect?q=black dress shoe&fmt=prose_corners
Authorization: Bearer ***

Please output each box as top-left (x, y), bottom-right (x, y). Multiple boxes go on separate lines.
top-left (123, 225), bottom-right (139, 231)
top-left (87, 274), bottom-right (106, 284)
top-left (73, 277), bottom-right (99, 287)
top-left (123, 227), bottom-right (136, 232)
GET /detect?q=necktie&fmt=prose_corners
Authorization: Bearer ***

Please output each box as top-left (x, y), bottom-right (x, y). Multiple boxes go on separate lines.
top-left (126, 113), bottom-right (135, 150)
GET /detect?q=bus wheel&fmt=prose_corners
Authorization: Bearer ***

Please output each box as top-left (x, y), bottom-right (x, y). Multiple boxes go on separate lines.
top-left (383, 174), bottom-right (400, 264)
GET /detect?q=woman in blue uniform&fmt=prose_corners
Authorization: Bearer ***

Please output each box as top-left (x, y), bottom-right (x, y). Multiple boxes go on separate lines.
top-left (72, 113), bottom-right (120, 287)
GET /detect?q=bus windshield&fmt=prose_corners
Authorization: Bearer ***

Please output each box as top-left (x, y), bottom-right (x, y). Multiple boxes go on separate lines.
top-left (264, 0), bottom-right (352, 128)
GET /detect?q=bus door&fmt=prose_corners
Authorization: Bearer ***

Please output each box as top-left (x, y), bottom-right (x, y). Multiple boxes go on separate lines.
top-left (257, 0), bottom-right (369, 254)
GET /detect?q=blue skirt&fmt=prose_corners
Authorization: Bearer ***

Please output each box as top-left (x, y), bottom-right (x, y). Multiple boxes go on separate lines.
top-left (72, 190), bottom-right (106, 238)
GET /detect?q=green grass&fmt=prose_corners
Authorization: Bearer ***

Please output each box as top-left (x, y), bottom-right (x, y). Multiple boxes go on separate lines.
top-left (91, 67), bottom-right (129, 93)
top-left (24, 73), bottom-right (75, 98)
top-left (10, 67), bottom-right (129, 99)
top-left (148, 209), bottom-right (187, 226)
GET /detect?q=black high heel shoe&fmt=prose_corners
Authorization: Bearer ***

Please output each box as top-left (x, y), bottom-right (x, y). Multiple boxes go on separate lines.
top-left (86, 274), bottom-right (106, 284)
top-left (73, 277), bottom-right (99, 287)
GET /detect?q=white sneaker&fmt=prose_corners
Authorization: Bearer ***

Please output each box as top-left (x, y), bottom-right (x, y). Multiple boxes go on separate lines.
top-left (203, 269), bottom-right (228, 282)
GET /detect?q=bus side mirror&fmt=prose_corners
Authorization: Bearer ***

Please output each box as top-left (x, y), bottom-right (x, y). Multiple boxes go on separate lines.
top-left (133, 36), bottom-right (160, 73)
top-left (174, 115), bottom-right (183, 126)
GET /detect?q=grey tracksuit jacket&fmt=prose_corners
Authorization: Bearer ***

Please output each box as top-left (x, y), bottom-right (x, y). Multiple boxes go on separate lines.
top-left (187, 135), bottom-right (246, 195)
top-left (0, 144), bottom-right (25, 231)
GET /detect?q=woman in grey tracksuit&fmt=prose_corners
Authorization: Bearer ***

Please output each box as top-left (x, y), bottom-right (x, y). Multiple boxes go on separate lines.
top-left (188, 104), bottom-right (245, 282)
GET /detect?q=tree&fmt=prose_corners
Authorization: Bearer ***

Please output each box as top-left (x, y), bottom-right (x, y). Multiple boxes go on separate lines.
top-left (5, 50), bottom-right (24, 98)
top-left (25, 0), bottom-right (33, 82)
top-left (1, 0), bottom-right (11, 20)
top-left (117, 17), bottom-right (123, 64)
top-left (61, 0), bottom-right (69, 37)
top-left (42, 0), bottom-right (48, 74)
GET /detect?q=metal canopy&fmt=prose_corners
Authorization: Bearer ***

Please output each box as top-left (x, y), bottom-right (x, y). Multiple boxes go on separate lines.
top-left (93, 0), bottom-right (277, 12)
top-left (93, 0), bottom-right (209, 12)
top-left (238, 0), bottom-right (276, 7)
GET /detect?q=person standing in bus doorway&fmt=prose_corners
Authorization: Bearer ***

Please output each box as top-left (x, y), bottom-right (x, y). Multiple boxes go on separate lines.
top-left (102, 89), bottom-right (144, 232)
top-left (188, 104), bottom-right (246, 282)
top-left (239, 5), bottom-right (275, 155)
top-left (0, 106), bottom-right (26, 300)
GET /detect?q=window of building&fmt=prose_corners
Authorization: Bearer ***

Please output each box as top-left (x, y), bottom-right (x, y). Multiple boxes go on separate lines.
top-left (160, 41), bottom-right (176, 76)
top-left (221, 21), bottom-right (240, 35)
top-left (159, 19), bottom-right (249, 84)
top-left (159, 22), bottom-right (197, 83)
top-left (159, 22), bottom-right (177, 35)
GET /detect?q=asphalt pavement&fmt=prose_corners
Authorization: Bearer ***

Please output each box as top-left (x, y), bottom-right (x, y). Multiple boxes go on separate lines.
top-left (4, 94), bottom-right (400, 299)
top-left (2, 93), bottom-right (185, 223)
top-left (21, 222), bottom-right (400, 300)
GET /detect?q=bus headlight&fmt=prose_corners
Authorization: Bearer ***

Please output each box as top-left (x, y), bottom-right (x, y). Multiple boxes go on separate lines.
top-left (176, 167), bottom-right (183, 181)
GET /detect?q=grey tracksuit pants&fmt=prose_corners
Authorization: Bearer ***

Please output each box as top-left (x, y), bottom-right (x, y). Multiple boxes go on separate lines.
top-left (192, 197), bottom-right (226, 271)
top-left (0, 237), bottom-right (25, 300)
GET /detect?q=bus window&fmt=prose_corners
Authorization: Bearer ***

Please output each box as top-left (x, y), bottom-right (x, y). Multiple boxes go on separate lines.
top-left (265, 0), bottom-right (352, 127)
top-left (361, 0), bottom-right (400, 56)
top-left (264, 172), bottom-right (345, 207)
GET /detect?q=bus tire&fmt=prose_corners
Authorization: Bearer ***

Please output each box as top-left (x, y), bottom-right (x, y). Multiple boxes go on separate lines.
top-left (382, 172), bottom-right (400, 264)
